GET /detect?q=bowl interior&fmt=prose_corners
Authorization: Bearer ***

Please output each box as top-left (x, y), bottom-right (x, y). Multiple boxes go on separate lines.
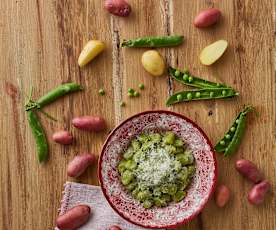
top-left (99, 111), bottom-right (217, 229)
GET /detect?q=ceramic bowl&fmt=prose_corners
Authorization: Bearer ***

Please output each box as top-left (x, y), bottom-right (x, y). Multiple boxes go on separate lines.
top-left (98, 110), bottom-right (217, 229)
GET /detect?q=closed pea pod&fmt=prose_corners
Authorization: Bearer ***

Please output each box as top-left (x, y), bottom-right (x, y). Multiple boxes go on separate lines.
top-left (27, 110), bottom-right (48, 163)
top-left (215, 106), bottom-right (254, 156)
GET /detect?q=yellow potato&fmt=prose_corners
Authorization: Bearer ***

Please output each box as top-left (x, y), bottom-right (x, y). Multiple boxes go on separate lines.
top-left (141, 50), bottom-right (165, 76)
top-left (200, 40), bottom-right (228, 65)
top-left (78, 40), bottom-right (105, 67)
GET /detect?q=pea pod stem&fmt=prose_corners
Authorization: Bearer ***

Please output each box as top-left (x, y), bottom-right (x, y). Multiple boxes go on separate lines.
top-left (121, 35), bottom-right (184, 48)
top-left (27, 110), bottom-right (48, 163)
top-left (169, 67), bottom-right (233, 89)
top-left (166, 88), bottom-right (239, 106)
top-left (25, 83), bottom-right (83, 111)
top-left (215, 106), bottom-right (254, 156)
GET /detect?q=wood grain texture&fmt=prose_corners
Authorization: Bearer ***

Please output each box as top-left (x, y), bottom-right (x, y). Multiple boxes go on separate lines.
top-left (0, 0), bottom-right (275, 229)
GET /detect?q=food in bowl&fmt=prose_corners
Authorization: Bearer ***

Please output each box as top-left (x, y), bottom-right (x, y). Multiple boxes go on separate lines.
top-left (118, 131), bottom-right (196, 209)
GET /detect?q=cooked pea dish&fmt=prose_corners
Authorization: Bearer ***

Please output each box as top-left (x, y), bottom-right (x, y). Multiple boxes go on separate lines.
top-left (118, 131), bottom-right (196, 209)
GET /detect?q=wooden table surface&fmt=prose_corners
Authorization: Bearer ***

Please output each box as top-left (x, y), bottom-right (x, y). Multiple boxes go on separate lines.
top-left (1, 1), bottom-right (275, 229)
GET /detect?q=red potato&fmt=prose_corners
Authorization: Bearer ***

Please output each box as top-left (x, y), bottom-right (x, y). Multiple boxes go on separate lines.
top-left (56, 205), bottom-right (91, 230)
top-left (52, 131), bottom-right (73, 145)
top-left (248, 180), bottom-right (270, 205)
top-left (194, 8), bottom-right (221, 28)
top-left (72, 116), bottom-right (106, 132)
top-left (109, 226), bottom-right (122, 230)
top-left (104, 0), bottom-right (131, 17)
top-left (235, 159), bottom-right (263, 183)
top-left (67, 153), bottom-right (96, 178)
top-left (215, 185), bottom-right (230, 208)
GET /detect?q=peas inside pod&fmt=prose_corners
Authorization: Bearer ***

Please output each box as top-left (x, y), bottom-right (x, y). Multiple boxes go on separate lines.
top-left (118, 131), bottom-right (196, 209)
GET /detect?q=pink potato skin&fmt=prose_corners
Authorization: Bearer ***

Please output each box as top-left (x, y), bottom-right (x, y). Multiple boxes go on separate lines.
top-left (104, 0), bottom-right (131, 17)
top-left (194, 8), bottom-right (221, 28)
top-left (52, 131), bottom-right (73, 145)
top-left (215, 185), bottom-right (231, 208)
top-left (248, 180), bottom-right (270, 205)
top-left (72, 116), bottom-right (106, 132)
top-left (109, 226), bottom-right (122, 230)
top-left (67, 153), bottom-right (96, 178)
top-left (56, 205), bottom-right (91, 230)
top-left (235, 159), bottom-right (263, 183)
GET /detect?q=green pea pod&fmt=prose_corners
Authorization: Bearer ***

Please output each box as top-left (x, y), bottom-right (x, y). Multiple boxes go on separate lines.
top-left (169, 67), bottom-right (232, 89)
top-left (166, 88), bottom-right (239, 106)
top-left (215, 106), bottom-right (254, 156)
top-left (121, 35), bottom-right (184, 48)
top-left (27, 110), bottom-right (48, 163)
top-left (36, 83), bottom-right (83, 108)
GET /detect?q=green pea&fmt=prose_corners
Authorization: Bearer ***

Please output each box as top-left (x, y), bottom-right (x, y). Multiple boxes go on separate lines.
top-left (138, 83), bottom-right (145, 90)
top-left (195, 92), bottom-right (201, 98)
top-left (187, 93), bottom-right (193, 100)
top-left (235, 119), bottom-right (240, 124)
top-left (216, 83), bottom-right (221, 87)
top-left (128, 92), bottom-right (134, 97)
top-left (98, 88), bottom-right (105, 96)
top-left (222, 90), bottom-right (227, 96)
top-left (177, 94), bottom-right (183, 101)
top-left (120, 101), bottom-right (126, 107)
top-left (173, 191), bottom-right (186, 202)
top-left (134, 91), bottom-right (140, 97)
top-left (143, 200), bottom-right (153, 209)
top-left (210, 92), bottom-right (214, 97)
top-left (220, 140), bottom-right (226, 146)
top-left (183, 74), bottom-right (189, 81)
top-left (225, 134), bottom-right (231, 139)
top-left (174, 70), bottom-right (180, 77)
top-left (128, 88), bottom-right (135, 94)
top-left (188, 76), bottom-right (193, 83)
top-left (230, 126), bottom-right (236, 132)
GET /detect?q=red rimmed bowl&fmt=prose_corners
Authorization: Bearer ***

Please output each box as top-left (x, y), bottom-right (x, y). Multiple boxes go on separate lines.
top-left (98, 110), bottom-right (217, 229)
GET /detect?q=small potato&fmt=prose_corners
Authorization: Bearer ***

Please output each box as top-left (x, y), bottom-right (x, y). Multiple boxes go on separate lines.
top-left (56, 205), bottom-right (91, 230)
top-left (215, 184), bottom-right (230, 208)
top-left (104, 0), bottom-right (131, 17)
top-left (67, 153), bottom-right (96, 178)
top-left (52, 131), bottom-right (73, 145)
top-left (199, 40), bottom-right (228, 65)
top-left (236, 159), bottom-right (262, 183)
top-left (141, 50), bottom-right (165, 76)
top-left (78, 40), bottom-right (105, 67)
top-left (194, 8), bottom-right (221, 28)
top-left (248, 180), bottom-right (270, 205)
top-left (109, 226), bottom-right (122, 230)
top-left (72, 116), bottom-right (106, 132)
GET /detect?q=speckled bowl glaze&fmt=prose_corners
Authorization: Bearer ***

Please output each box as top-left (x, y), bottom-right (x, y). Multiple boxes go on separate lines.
top-left (98, 110), bottom-right (217, 229)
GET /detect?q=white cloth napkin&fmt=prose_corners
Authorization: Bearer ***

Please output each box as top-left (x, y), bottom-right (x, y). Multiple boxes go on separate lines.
top-left (56, 182), bottom-right (160, 230)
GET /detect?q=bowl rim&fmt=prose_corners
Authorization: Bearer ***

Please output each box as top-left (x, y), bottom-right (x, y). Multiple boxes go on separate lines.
top-left (98, 110), bottom-right (218, 229)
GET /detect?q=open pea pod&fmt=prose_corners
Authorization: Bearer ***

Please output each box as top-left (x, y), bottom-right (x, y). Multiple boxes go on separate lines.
top-left (166, 88), bottom-right (239, 106)
top-left (169, 67), bottom-right (232, 89)
top-left (215, 106), bottom-right (254, 156)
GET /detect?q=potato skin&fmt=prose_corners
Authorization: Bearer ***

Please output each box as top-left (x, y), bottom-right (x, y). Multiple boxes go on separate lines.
top-left (109, 226), bottom-right (122, 230)
top-left (56, 205), bottom-right (91, 230)
top-left (141, 50), bottom-right (165, 76)
top-left (67, 154), bottom-right (96, 178)
top-left (248, 180), bottom-right (270, 205)
top-left (52, 131), bottom-right (73, 145)
top-left (215, 185), bottom-right (230, 208)
top-left (194, 8), bottom-right (221, 28)
top-left (104, 0), bottom-right (131, 17)
top-left (235, 159), bottom-right (262, 183)
top-left (72, 116), bottom-right (106, 132)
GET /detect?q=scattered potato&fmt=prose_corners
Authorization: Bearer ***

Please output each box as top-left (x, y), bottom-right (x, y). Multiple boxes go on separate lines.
top-left (141, 50), bottom-right (165, 76)
top-left (235, 159), bottom-right (262, 183)
top-left (78, 40), bottom-right (105, 67)
top-left (52, 131), bottom-right (73, 145)
top-left (56, 205), bottom-right (91, 230)
top-left (199, 40), bottom-right (228, 65)
top-left (194, 8), bottom-right (221, 28)
top-left (248, 180), bottom-right (270, 205)
top-left (72, 116), bottom-right (106, 132)
top-left (215, 184), bottom-right (230, 208)
top-left (67, 153), bottom-right (96, 178)
top-left (104, 0), bottom-right (131, 17)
